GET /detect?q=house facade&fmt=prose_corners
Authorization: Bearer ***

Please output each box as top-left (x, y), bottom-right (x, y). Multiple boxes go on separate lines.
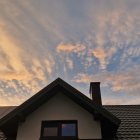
top-left (0, 78), bottom-right (140, 140)
top-left (17, 93), bottom-right (101, 140)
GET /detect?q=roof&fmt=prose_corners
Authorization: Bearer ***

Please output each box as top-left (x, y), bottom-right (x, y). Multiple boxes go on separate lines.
top-left (0, 106), bottom-right (17, 119)
top-left (104, 105), bottom-right (140, 140)
top-left (0, 78), bottom-right (120, 138)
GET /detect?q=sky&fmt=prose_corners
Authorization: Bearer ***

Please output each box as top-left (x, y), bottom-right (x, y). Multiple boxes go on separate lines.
top-left (0, 0), bottom-right (140, 106)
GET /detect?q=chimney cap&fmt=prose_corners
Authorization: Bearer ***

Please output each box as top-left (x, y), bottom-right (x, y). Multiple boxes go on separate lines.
top-left (90, 82), bottom-right (100, 84)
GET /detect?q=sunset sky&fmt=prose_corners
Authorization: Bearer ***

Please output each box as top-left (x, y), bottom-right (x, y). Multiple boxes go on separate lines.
top-left (0, 0), bottom-right (140, 106)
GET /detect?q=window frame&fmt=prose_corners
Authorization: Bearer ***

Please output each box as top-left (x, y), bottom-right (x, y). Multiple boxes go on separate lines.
top-left (40, 120), bottom-right (78, 140)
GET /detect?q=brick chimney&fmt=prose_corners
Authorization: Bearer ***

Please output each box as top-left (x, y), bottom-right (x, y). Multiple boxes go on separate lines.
top-left (90, 82), bottom-right (102, 106)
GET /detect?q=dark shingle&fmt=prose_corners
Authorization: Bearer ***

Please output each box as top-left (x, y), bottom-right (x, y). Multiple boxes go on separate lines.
top-left (104, 105), bottom-right (140, 140)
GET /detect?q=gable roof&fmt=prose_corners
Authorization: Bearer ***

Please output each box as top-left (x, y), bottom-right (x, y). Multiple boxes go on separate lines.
top-left (0, 78), bottom-right (120, 138)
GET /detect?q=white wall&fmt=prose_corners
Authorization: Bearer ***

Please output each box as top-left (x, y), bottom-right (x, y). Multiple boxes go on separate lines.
top-left (16, 93), bottom-right (101, 140)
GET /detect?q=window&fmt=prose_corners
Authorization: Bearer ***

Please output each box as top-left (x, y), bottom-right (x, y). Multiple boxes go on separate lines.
top-left (62, 123), bottom-right (76, 136)
top-left (40, 120), bottom-right (78, 140)
top-left (43, 127), bottom-right (58, 136)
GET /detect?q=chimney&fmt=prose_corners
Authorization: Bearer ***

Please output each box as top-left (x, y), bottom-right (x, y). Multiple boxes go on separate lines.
top-left (90, 82), bottom-right (102, 106)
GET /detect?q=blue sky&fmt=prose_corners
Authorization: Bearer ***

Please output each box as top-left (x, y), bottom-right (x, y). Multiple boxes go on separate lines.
top-left (0, 0), bottom-right (140, 105)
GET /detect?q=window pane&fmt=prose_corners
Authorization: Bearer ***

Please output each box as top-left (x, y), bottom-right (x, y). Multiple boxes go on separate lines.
top-left (62, 124), bottom-right (76, 136)
top-left (43, 127), bottom-right (58, 136)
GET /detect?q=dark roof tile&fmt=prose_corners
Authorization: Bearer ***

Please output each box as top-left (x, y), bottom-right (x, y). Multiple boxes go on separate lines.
top-left (104, 105), bottom-right (140, 139)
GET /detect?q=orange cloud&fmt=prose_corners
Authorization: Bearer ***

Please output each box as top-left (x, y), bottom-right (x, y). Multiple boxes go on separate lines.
top-left (0, 26), bottom-right (32, 80)
top-left (57, 42), bottom-right (86, 53)
top-left (73, 73), bottom-right (93, 83)
top-left (92, 47), bottom-right (116, 70)
top-left (74, 67), bottom-right (140, 95)
top-left (0, 26), bottom-right (54, 105)
top-left (0, 33), bottom-right (20, 66)
top-left (44, 58), bottom-right (55, 74)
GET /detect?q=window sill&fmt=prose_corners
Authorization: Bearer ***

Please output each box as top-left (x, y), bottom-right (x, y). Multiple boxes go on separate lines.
top-left (40, 137), bottom-right (78, 140)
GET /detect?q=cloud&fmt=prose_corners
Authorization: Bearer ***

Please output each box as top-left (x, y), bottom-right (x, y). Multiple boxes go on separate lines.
top-left (92, 47), bottom-right (116, 70)
top-left (73, 66), bottom-right (140, 95)
top-left (0, 25), bottom-right (55, 105)
top-left (56, 42), bottom-right (87, 72)
top-left (0, 29), bottom-right (24, 71)
top-left (103, 97), bottom-right (140, 105)
top-left (57, 42), bottom-right (86, 54)
top-left (31, 59), bottom-right (47, 81)
top-left (0, 81), bottom-right (31, 106)
top-left (85, 7), bottom-right (140, 70)
top-left (65, 57), bottom-right (74, 70)
top-left (0, 26), bottom-right (31, 80)
top-left (73, 73), bottom-right (93, 84)
top-left (0, 0), bottom-right (140, 106)
top-left (44, 58), bottom-right (55, 74)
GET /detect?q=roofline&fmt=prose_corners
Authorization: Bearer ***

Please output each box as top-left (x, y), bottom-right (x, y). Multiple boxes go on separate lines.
top-left (0, 78), bottom-right (121, 135)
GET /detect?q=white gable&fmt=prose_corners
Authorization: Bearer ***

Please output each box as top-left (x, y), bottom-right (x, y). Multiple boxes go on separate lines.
top-left (17, 92), bottom-right (101, 140)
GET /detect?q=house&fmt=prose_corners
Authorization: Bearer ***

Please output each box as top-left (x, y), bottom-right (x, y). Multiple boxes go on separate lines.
top-left (0, 78), bottom-right (140, 140)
